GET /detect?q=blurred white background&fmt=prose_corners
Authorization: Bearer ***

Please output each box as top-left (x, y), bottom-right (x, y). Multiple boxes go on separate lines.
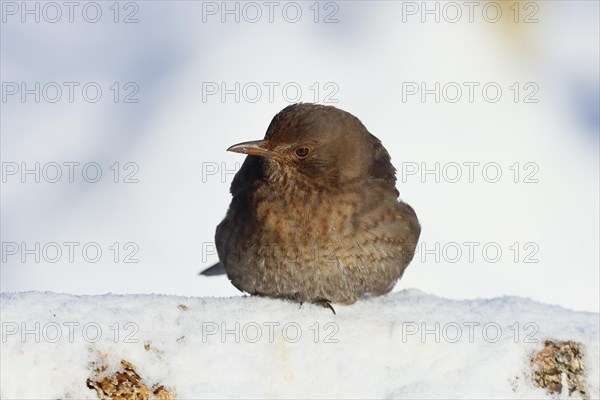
top-left (1, 1), bottom-right (598, 312)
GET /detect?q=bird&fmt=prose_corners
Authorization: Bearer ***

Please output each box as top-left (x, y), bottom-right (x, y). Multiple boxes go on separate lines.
top-left (201, 103), bottom-right (421, 312)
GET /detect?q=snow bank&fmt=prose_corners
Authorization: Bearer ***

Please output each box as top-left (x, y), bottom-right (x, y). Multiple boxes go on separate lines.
top-left (1, 290), bottom-right (598, 399)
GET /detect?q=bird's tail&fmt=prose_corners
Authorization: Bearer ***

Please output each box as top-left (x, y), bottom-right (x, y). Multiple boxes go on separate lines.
top-left (199, 262), bottom-right (226, 276)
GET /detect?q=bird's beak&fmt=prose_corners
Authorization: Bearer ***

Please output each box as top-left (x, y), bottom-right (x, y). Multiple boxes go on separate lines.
top-left (227, 140), bottom-right (276, 158)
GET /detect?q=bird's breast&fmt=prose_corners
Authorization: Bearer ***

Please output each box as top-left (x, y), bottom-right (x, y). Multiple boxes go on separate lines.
top-left (253, 182), bottom-right (360, 247)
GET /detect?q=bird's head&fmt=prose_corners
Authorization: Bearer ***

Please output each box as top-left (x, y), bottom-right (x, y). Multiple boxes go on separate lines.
top-left (227, 103), bottom-right (389, 189)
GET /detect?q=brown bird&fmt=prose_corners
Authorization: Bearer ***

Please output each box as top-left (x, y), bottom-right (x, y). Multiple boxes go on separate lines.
top-left (201, 103), bottom-right (420, 311)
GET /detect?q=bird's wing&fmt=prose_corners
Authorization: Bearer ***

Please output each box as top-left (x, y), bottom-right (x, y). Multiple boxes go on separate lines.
top-left (230, 155), bottom-right (264, 196)
top-left (368, 133), bottom-right (398, 191)
top-left (199, 262), bottom-right (226, 276)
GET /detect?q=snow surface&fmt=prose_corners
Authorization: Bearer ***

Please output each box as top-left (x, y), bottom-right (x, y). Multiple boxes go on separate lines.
top-left (1, 290), bottom-right (598, 399)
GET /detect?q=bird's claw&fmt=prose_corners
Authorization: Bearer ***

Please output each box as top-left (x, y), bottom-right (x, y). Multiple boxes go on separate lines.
top-left (315, 299), bottom-right (336, 315)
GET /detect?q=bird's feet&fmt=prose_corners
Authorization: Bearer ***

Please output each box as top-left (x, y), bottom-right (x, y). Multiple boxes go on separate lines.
top-left (315, 298), bottom-right (336, 315)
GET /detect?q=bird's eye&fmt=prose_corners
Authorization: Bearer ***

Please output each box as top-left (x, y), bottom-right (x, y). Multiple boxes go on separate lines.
top-left (295, 147), bottom-right (310, 158)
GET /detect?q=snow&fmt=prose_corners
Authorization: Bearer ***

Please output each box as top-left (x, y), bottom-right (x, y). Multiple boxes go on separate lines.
top-left (1, 290), bottom-right (598, 399)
